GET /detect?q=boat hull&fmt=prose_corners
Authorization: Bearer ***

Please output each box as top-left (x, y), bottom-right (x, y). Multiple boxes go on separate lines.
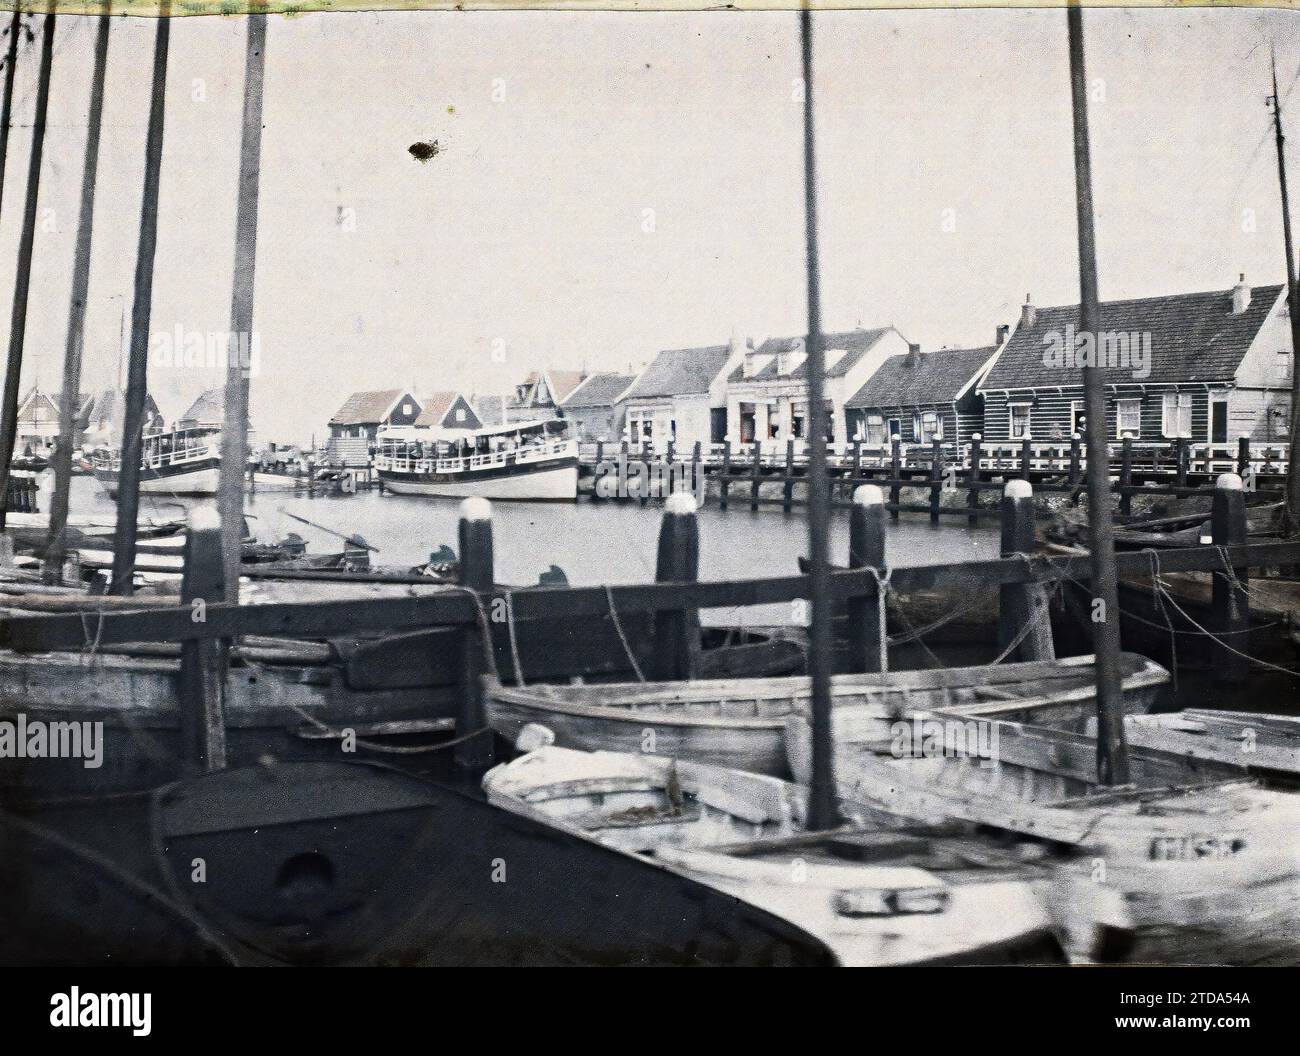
top-left (379, 458), bottom-right (577, 501)
top-left (94, 458), bottom-right (220, 497)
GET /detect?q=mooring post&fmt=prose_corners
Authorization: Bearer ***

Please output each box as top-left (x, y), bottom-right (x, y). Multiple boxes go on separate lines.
top-left (455, 497), bottom-right (496, 770)
top-left (999, 480), bottom-right (1055, 662)
top-left (179, 505), bottom-right (227, 773)
top-left (692, 440), bottom-right (702, 503)
top-left (928, 438), bottom-right (943, 524)
top-left (653, 490), bottom-right (700, 681)
top-left (750, 437), bottom-right (762, 511)
top-left (1118, 434), bottom-right (1134, 519)
top-left (848, 484), bottom-right (887, 672)
top-left (1211, 472), bottom-right (1249, 684)
top-left (967, 433), bottom-right (983, 526)
top-left (1175, 437), bottom-right (1189, 490)
top-left (719, 438), bottom-right (732, 509)
top-left (1236, 435), bottom-right (1251, 478)
top-left (783, 438), bottom-right (796, 512)
top-left (889, 434), bottom-right (901, 520)
top-left (852, 438), bottom-right (863, 482)
top-left (1020, 435), bottom-right (1032, 480)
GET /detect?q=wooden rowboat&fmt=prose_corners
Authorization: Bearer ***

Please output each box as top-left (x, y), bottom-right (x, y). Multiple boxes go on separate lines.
top-left (785, 710), bottom-right (1300, 964)
top-left (483, 652), bottom-right (1169, 777)
top-left (1115, 709), bottom-right (1300, 785)
top-left (483, 742), bottom-right (1132, 965)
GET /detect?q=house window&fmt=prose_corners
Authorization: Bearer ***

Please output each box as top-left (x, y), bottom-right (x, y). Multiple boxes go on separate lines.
top-left (1116, 398), bottom-right (1141, 438)
top-left (920, 411), bottom-right (942, 442)
top-left (864, 414), bottom-right (886, 445)
top-left (402, 403), bottom-right (412, 416)
top-left (1070, 400), bottom-right (1086, 436)
top-left (1009, 403), bottom-right (1032, 439)
top-left (1161, 392), bottom-right (1193, 438)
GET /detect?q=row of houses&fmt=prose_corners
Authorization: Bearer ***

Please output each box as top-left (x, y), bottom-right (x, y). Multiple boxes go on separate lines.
top-left (10, 387), bottom-right (166, 455)
top-left (324, 274), bottom-right (1297, 455)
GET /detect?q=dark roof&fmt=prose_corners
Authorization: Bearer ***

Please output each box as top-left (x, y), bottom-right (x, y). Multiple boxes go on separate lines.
top-left (980, 284), bottom-right (1284, 390)
top-left (329, 389), bottom-right (405, 426)
top-left (561, 372), bottom-right (635, 408)
top-left (728, 327), bottom-right (895, 382)
top-left (474, 394), bottom-right (507, 426)
top-left (416, 391), bottom-right (481, 429)
top-left (847, 346), bottom-right (998, 409)
top-left (626, 345), bottom-right (732, 399)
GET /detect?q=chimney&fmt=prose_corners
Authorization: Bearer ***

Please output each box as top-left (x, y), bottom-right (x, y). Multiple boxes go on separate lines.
top-left (906, 342), bottom-right (921, 368)
top-left (996, 323), bottom-right (1010, 346)
top-left (1231, 273), bottom-right (1251, 314)
top-left (1020, 295), bottom-right (1036, 328)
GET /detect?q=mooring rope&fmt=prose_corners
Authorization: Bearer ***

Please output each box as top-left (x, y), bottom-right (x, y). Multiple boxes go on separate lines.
top-left (502, 589), bottom-right (526, 688)
top-left (604, 583), bottom-right (646, 683)
top-left (866, 566), bottom-right (891, 673)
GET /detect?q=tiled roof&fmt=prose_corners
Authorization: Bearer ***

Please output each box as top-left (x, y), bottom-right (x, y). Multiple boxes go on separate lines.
top-left (561, 372), bottom-right (635, 408)
top-left (728, 327), bottom-right (896, 382)
top-left (179, 387), bottom-right (225, 425)
top-left (415, 391), bottom-right (457, 427)
top-left (626, 344), bottom-right (732, 399)
top-left (847, 346), bottom-right (998, 409)
top-left (980, 284), bottom-right (1285, 390)
top-left (543, 370), bottom-right (587, 405)
top-left (329, 388), bottom-right (405, 426)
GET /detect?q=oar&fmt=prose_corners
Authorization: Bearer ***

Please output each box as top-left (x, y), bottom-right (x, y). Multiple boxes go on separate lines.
top-left (276, 507), bottom-right (379, 553)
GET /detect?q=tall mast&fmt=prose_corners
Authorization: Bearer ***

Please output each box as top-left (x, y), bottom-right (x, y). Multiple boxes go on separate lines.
top-left (110, 7), bottom-right (171, 594)
top-left (218, 13), bottom-right (269, 599)
top-left (45, 5), bottom-right (113, 583)
top-left (1269, 50), bottom-right (1300, 532)
top-left (798, 9), bottom-right (839, 831)
top-left (0, 9), bottom-right (55, 534)
top-left (1067, 3), bottom-right (1129, 785)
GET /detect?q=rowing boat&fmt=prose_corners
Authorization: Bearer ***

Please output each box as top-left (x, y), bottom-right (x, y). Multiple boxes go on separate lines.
top-left (785, 709), bottom-right (1300, 964)
top-left (483, 742), bottom-right (1132, 964)
top-left (1115, 708), bottom-right (1300, 785)
top-left (484, 653), bottom-right (1169, 777)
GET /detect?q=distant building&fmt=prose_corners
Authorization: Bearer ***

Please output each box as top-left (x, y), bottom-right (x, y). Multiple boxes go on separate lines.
top-left (978, 278), bottom-right (1292, 443)
top-left (327, 389), bottom-right (421, 443)
top-left (508, 369), bottom-right (587, 423)
top-left (84, 389), bottom-right (164, 447)
top-left (415, 391), bottom-right (483, 434)
top-left (473, 394), bottom-right (508, 428)
top-left (845, 341), bottom-right (1001, 447)
top-left (175, 388), bottom-right (225, 431)
top-left (724, 327), bottom-right (910, 447)
top-left (622, 342), bottom-right (740, 448)
top-left (559, 372), bottom-right (635, 441)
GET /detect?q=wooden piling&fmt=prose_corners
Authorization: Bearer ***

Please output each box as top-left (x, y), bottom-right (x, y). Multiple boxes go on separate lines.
top-left (1175, 437), bottom-right (1189, 490)
top-left (179, 505), bottom-right (227, 772)
top-left (848, 485), bottom-right (887, 672)
top-left (1211, 472), bottom-right (1249, 684)
top-left (852, 438), bottom-right (863, 481)
top-left (998, 480), bottom-right (1056, 663)
top-left (719, 439), bottom-right (732, 509)
top-left (967, 433), bottom-right (983, 527)
top-left (1020, 435), bottom-right (1032, 480)
top-left (653, 491), bottom-right (700, 681)
top-left (889, 434), bottom-right (902, 520)
top-left (783, 439), bottom-right (796, 512)
top-left (455, 497), bottom-right (496, 770)
top-left (750, 438), bottom-right (762, 511)
top-left (1118, 435), bottom-right (1133, 518)
top-left (1236, 435), bottom-right (1251, 478)
top-left (928, 438), bottom-right (942, 524)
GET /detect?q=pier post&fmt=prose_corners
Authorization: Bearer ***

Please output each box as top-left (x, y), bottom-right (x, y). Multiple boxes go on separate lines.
top-left (750, 438), bottom-right (762, 511)
top-left (455, 497), bottom-right (496, 770)
top-left (848, 484), bottom-right (887, 672)
top-left (889, 434), bottom-right (901, 520)
top-left (179, 505), bottom-right (227, 773)
top-left (1236, 435), bottom-right (1251, 478)
top-left (719, 438), bottom-right (732, 509)
top-left (1118, 435), bottom-right (1133, 518)
top-left (998, 480), bottom-right (1055, 662)
top-left (653, 491), bottom-right (700, 681)
top-left (1020, 435), bottom-right (1032, 480)
top-left (852, 438), bottom-right (862, 482)
top-left (1175, 437), bottom-right (1189, 490)
top-left (692, 441), bottom-right (702, 504)
top-left (967, 433), bottom-right (983, 527)
top-left (928, 438), bottom-right (942, 524)
top-left (783, 439), bottom-right (796, 512)
top-left (1068, 431), bottom-right (1082, 506)
top-left (1211, 473), bottom-right (1249, 684)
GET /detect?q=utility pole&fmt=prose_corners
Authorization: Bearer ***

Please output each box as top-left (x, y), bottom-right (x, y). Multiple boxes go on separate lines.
top-left (1067, 3), bottom-right (1130, 785)
top-left (0, 9), bottom-right (55, 533)
top-left (46, 5), bottom-right (113, 582)
top-left (1268, 49), bottom-right (1300, 533)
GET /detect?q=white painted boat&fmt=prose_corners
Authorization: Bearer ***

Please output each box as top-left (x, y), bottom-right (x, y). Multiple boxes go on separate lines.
top-left (484, 653), bottom-right (1169, 777)
top-left (785, 709), bottom-right (1300, 964)
top-left (91, 427), bottom-right (222, 497)
top-left (483, 742), bottom-right (1131, 965)
top-left (1115, 709), bottom-right (1300, 784)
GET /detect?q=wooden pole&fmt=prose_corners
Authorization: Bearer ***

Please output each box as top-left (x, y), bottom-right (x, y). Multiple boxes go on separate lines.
top-left (110, 10), bottom-right (171, 594)
top-left (455, 496), bottom-right (495, 771)
top-left (928, 437), bottom-right (942, 523)
top-left (1236, 434), bottom-right (1251, 477)
top-left (1019, 434), bottom-right (1032, 480)
top-left (1067, 3), bottom-right (1129, 785)
top-left (219, 13), bottom-right (268, 601)
top-left (783, 438), bottom-right (795, 512)
top-left (179, 504), bottom-right (227, 772)
top-left (0, 6), bottom-right (23, 222)
top-left (998, 480), bottom-right (1055, 662)
top-left (1211, 472), bottom-right (1249, 684)
top-left (719, 438), bottom-right (731, 509)
top-left (798, 9), bottom-right (839, 831)
top-left (0, 9), bottom-right (54, 533)
top-left (888, 434), bottom-right (902, 519)
top-left (967, 433), bottom-right (982, 526)
top-left (653, 490), bottom-right (700, 681)
top-left (45, 6), bottom-right (112, 584)
top-left (750, 436), bottom-right (761, 511)
top-left (1118, 434), bottom-right (1133, 519)
top-left (847, 484), bottom-right (886, 673)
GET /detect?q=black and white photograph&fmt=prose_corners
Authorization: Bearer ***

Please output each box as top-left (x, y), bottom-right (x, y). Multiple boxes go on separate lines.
top-left (0, 0), bottom-right (1294, 1009)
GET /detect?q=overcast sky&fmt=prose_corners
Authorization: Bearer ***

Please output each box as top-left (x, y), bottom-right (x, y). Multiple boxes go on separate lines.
top-left (1, 7), bottom-right (1299, 444)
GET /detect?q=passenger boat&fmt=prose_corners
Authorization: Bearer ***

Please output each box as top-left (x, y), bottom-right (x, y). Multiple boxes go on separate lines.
top-left (483, 742), bottom-right (1132, 965)
top-left (785, 708), bottom-right (1300, 965)
top-left (0, 759), bottom-right (833, 966)
top-left (484, 653), bottom-right (1169, 777)
top-left (375, 419), bottom-right (577, 501)
top-left (91, 426), bottom-right (222, 497)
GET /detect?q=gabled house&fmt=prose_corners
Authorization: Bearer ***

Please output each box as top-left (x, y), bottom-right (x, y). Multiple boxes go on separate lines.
top-left (977, 278), bottom-right (1291, 444)
top-left (473, 394), bottom-right (508, 428)
top-left (558, 372), bottom-right (635, 441)
top-left (14, 387), bottom-right (62, 454)
top-left (622, 341), bottom-right (741, 448)
top-left (724, 327), bottom-right (911, 446)
top-left (84, 388), bottom-right (164, 446)
top-left (508, 369), bottom-right (587, 423)
top-left (845, 339), bottom-right (1003, 447)
top-left (327, 389), bottom-right (421, 443)
top-left (175, 388), bottom-right (225, 431)
top-left (414, 391), bottom-right (483, 434)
